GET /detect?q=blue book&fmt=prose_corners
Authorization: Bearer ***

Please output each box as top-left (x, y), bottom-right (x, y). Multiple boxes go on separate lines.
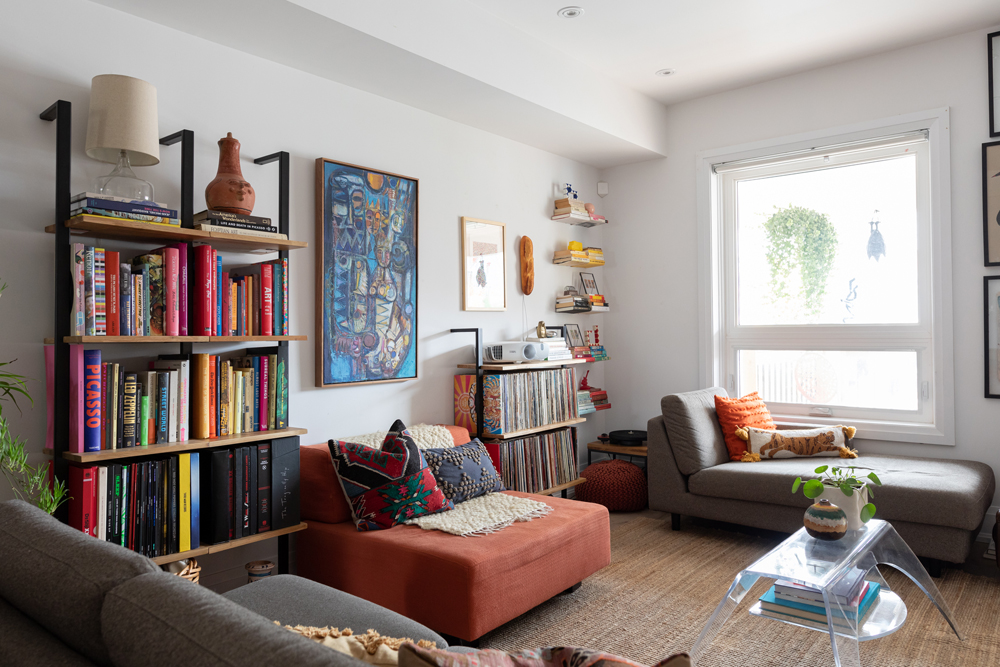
top-left (71, 197), bottom-right (177, 218)
top-left (216, 263), bottom-right (223, 336)
top-left (252, 356), bottom-right (260, 431)
top-left (120, 264), bottom-right (133, 336)
top-left (237, 280), bottom-right (245, 336)
top-left (156, 372), bottom-right (170, 444)
top-left (83, 350), bottom-right (102, 452)
top-left (760, 582), bottom-right (880, 624)
top-left (190, 453), bottom-right (201, 549)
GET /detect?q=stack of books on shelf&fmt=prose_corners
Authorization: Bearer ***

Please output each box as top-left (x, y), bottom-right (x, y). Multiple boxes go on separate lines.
top-left (69, 244), bottom-right (290, 337)
top-left (587, 294), bottom-right (610, 312)
top-left (67, 438), bottom-right (300, 557)
top-left (193, 210), bottom-right (287, 240)
top-left (583, 247), bottom-right (605, 265)
top-left (577, 390), bottom-right (596, 416)
top-left (552, 247), bottom-right (605, 266)
top-left (527, 336), bottom-right (573, 361)
top-left (71, 192), bottom-right (179, 227)
top-left (556, 291), bottom-right (592, 313)
top-left (551, 199), bottom-right (608, 228)
top-left (492, 427), bottom-right (578, 494)
top-left (589, 389), bottom-right (611, 411)
top-left (757, 572), bottom-right (881, 633)
top-left (454, 369), bottom-right (579, 437)
top-left (589, 345), bottom-right (609, 361)
top-left (68, 347), bottom-right (289, 453)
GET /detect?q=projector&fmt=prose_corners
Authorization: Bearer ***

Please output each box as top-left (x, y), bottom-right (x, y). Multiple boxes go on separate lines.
top-left (483, 341), bottom-right (549, 363)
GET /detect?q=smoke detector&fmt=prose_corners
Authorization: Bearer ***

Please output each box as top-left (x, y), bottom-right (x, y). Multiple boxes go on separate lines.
top-left (655, 68), bottom-right (676, 77)
top-left (557, 6), bottom-right (585, 19)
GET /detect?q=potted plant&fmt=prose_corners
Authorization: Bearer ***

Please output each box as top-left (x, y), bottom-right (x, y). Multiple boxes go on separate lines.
top-left (0, 283), bottom-right (68, 514)
top-left (793, 465), bottom-right (881, 531)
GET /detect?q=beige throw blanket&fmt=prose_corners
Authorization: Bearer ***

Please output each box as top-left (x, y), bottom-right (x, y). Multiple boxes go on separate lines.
top-left (406, 492), bottom-right (552, 537)
top-left (342, 424), bottom-right (456, 450)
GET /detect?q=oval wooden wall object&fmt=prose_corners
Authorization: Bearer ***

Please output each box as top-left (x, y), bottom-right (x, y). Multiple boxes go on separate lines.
top-left (520, 236), bottom-right (534, 295)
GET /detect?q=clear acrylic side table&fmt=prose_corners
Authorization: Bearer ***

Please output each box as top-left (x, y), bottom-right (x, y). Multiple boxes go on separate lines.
top-left (690, 520), bottom-right (962, 667)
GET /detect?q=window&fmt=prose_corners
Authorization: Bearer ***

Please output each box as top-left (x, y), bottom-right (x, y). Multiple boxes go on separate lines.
top-left (699, 111), bottom-right (954, 444)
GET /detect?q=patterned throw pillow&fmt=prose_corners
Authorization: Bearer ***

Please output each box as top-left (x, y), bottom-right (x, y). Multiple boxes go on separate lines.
top-left (328, 420), bottom-right (454, 531)
top-left (398, 643), bottom-right (691, 667)
top-left (422, 439), bottom-right (504, 503)
top-left (714, 392), bottom-right (776, 461)
top-left (736, 425), bottom-right (858, 461)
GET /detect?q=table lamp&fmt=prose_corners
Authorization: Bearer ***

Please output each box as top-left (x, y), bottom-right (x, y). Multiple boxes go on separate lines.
top-left (85, 74), bottom-right (160, 201)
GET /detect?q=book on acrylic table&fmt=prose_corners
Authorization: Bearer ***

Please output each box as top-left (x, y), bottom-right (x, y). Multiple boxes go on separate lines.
top-left (83, 350), bottom-right (101, 452)
top-left (71, 243), bottom-right (85, 336)
top-left (759, 583), bottom-right (881, 624)
top-left (775, 569), bottom-right (867, 606)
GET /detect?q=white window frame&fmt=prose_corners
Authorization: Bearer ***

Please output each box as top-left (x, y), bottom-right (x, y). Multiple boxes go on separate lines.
top-left (697, 109), bottom-right (954, 445)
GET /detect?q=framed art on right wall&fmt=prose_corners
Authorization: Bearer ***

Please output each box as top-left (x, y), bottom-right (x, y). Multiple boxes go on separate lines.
top-left (984, 141), bottom-right (1000, 265)
top-left (984, 276), bottom-right (1000, 398)
top-left (990, 30), bottom-right (1000, 137)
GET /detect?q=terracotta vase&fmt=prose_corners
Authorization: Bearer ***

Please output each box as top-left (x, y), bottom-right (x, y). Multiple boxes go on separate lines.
top-left (205, 132), bottom-right (255, 215)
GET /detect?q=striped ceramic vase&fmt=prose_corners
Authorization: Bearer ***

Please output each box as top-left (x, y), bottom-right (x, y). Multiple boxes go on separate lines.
top-left (803, 499), bottom-right (848, 541)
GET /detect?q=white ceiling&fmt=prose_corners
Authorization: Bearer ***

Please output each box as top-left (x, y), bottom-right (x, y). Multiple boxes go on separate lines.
top-left (90, 0), bottom-right (1000, 167)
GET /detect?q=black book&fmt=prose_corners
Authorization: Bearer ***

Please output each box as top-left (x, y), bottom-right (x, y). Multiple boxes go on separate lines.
top-left (118, 465), bottom-right (127, 548)
top-left (122, 373), bottom-right (138, 448)
top-left (126, 464), bottom-right (135, 551)
top-left (193, 209), bottom-right (273, 229)
top-left (270, 437), bottom-right (300, 530)
top-left (161, 460), bottom-right (169, 557)
top-left (152, 461), bottom-right (161, 558)
top-left (169, 456), bottom-right (179, 554)
top-left (242, 448), bottom-right (252, 538)
top-left (138, 462), bottom-right (147, 556)
top-left (116, 366), bottom-right (125, 450)
top-left (200, 449), bottom-right (233, 545)
top-left (249, 446), bottom-right (258, 536)
top-left (156, 372), bottom-right (170, 444)
top-left (104, 465), bottom-right (114, 542)
top-left (233, 447), bottom-right (244, 539)
top-left (257, 443), bottom-right (271, 533)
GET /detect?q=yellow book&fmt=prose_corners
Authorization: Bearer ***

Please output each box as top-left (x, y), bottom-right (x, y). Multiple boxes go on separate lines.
top-left (179, 452), bottom-right (191, 552)
top-left (190, 354), bottom-right (211, 440)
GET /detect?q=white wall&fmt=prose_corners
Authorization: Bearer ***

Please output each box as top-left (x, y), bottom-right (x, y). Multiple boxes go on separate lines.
top-left (601, 26), bottom-right (1000, 513)
top-left (0, 0), bottom-right (608, 589)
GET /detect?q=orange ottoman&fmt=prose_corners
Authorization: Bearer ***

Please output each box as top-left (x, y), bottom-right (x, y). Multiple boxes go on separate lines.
top-left (297, 442), bottom-right (611, 641)
top-left (577, 460), bottom-right (648, 512)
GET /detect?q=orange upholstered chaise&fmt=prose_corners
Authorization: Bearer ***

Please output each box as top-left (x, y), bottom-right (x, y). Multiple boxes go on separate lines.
top-left (296, 426), bottom-right (611, 641)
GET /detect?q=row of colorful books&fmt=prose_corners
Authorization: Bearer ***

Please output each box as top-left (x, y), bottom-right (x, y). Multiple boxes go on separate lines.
top-left (572, 345), bottom-right (608, 362)
top-left (453, 369), bottom-right (578, 437)
top-left (488, 427), bottom-right (578, 494)
top-left (577, 388), bottom-right (610, 415)
top-left (67, 347), bottom-right (288, 453)
top-left (71, 192), bottom-right (180, 226)
top-left (67, 439), bottom-right (300, 558)
top-left (69, 242), bottom-right (289, 338)
top-left (757, 571), bottom-right (881, 632)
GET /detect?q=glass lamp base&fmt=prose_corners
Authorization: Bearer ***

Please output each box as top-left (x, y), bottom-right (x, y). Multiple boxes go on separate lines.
top-left (94, 149), bottom-right (155, 202)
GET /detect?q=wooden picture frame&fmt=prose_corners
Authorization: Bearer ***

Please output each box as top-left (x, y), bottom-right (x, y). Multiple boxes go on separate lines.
top-left (985, 276), bottom-right (1000, 398)
top-left (315, 158), bottom-right (418, 388)
top-left (990, 31), bottom-right (1000, 137)
top-left (461, 217), bottom-right (507, 311)
top-left (983, 141), bottom-right (1000, 266)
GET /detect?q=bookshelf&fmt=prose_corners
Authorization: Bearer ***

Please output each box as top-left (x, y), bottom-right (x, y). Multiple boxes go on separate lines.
top-left (41, 101), bottom-right (307, 573)
top-left (451, 328), bottom-right (586, 497)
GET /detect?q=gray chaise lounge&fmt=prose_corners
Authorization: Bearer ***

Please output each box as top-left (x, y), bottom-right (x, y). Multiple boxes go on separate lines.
top-left (647, 387), bottom-right (996, 568)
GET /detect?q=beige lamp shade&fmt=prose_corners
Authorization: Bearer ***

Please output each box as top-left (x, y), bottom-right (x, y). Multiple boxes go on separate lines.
top-left (85, 74), bottom-right (160, 166)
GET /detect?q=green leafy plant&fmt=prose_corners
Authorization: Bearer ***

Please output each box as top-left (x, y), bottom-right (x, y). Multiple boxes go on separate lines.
top-left (0, 283), bottom-right (69, 514)
top-left (792, 465), bottom-right (882, 523)
top-left (764, 205), bottom-right (838, 316)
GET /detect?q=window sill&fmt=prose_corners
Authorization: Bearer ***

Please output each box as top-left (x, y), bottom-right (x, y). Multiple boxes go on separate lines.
top-left (773, 415), bottom-right (954, 447)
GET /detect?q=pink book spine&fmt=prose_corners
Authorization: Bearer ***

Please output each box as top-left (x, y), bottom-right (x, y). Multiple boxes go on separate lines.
top-left (221, 272), bottom-right (231, 336)
top-left (163, 247), bottom-right (180, 336)
top-left (211, 250), bottom-right (218, 336)
top-left (282, 258), bottom-right (288, 335)
top-left (45, 345), bottom-right (54, 451)
top-left (68, 345), bottom-right (84, 453)
top-left (261, 264), bottom-right (273, 336)
top-left (170, 243), bottom-right (188, 336)
top-left (259, 356), bottom-right (268, 431)
top-left (71, 243), bottom-right (85, 336)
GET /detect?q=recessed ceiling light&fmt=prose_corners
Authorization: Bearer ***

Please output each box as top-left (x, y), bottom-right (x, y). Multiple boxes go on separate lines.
top-left (557, 6), bottom-right (585, 19)
top-left (655, 68), bottom-right (676, 77)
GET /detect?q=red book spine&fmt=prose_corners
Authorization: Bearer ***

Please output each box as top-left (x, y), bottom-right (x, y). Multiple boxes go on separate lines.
top-left (209, 355), bottom-right (217, 438)
top-left (193, 245), bottom-right (213, 335)
top-left (211, 250), bottom-right (218, 336)
top-left (163, 247), bottom-right (180, 336)
top-left (68, 466), bottom-right (96, 536)
top-left (261, 264), bottom-right (273, 336)
top-left (259, 356), bottom-right (268, 431)
top-left (68, 345), bottom-right (84, 453)
top-left (106, 251), bottom-right (120, 336)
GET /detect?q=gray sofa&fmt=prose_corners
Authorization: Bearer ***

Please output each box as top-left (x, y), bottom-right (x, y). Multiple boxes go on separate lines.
top-left (647, 388), bottom-right (996, 566)
top-left (0, 499), bottom-right (447, 667)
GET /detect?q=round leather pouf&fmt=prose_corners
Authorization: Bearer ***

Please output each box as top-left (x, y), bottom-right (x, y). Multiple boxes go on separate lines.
top-left (577, 459), bottom-right (648, 511)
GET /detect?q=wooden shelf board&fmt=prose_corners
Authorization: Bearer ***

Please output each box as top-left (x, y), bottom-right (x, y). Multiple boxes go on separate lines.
top-left (587, 441), bottom-right (648, 457)
top-left (534, 477), bottom-right (587, 496)
top-left (481, 417), bottom-right (587, 441)
top-left (553, 261), bottom-right (605, 268)
top-left (151, 522), bottom-right (307, 565)
top-left (62, 427), bottom-right (308, 463)
top-left (43, 447), bottom-right (53, 457)
top-left (59, 335), bottom-right (305, 344)
top-left (48, 215), bottom-right (308, 252)
top-left (457, 358), bottom-right (586, 372)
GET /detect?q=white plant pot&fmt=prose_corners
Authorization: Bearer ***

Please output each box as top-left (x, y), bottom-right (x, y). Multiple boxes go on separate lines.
top-left (823, 485), bottom-right (869, 531)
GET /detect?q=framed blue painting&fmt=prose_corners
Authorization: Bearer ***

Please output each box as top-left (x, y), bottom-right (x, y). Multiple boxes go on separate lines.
top-left (315, 158), bottom-right (418, 387)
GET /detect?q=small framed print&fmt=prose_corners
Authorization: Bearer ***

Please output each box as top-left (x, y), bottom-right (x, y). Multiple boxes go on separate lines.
top-left (990, 30), bottom-right (1000, 137)
top-left (580, 272), bottom-right (600, 295)
top-left (984, 141), bottom-right (1000, 265)
top-left (985, 276), bottom-right (1000, 398)
top-left (564, 323), bottom-right (586, 348)
top-left (462, 217), bottom-right (506, 311)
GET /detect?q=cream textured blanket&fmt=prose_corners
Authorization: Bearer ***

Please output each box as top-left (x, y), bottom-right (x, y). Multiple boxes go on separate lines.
top-left (406, 492), bottom-right (552, 537)
top-left (342, 424), bottom-right (456, 450)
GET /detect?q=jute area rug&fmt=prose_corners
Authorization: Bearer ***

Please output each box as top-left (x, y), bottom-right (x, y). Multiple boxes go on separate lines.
top-left (479, 517), bottom-right (1000, 666)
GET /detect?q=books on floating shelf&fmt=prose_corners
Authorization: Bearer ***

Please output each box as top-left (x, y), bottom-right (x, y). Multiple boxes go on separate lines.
top-left (553, 247), bottom-right (604, 266)
top-left (551, 198), bottom-right (608, 227)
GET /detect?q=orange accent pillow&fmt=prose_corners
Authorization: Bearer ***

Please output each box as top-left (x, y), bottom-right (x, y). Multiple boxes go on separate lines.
top-left (714, 392), bottom-right (776, 461)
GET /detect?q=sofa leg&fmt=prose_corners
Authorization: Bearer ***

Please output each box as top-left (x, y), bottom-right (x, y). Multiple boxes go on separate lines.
top-left (561, 582), bottom-right (582, 595)
top-left (671, 513), bottom-right (681, 531)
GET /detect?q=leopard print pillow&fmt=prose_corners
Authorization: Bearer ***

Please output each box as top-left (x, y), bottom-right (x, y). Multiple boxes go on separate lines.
top-left (735, 425), bottom-right (857, 461)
